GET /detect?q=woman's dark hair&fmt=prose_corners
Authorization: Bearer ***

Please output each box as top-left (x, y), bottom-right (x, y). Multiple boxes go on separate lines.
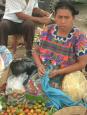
top-left (54, 1), bottom-right (79, 16)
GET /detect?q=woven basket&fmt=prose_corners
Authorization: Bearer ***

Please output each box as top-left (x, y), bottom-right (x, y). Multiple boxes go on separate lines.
top-left (54, 106), bottom-right (87, 115)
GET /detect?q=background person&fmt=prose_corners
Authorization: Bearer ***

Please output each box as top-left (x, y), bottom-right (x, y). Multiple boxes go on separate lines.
top-left (0, 0), bottom-right (51, 57)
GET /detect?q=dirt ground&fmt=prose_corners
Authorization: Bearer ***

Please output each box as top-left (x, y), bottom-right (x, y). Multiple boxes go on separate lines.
top-left (75, 4), bottom-right (87, 33)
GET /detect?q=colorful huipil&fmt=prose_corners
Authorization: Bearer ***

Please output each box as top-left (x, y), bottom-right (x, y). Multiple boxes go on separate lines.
top-left (33, 24), bottom-right (87, 68)
top-left (30, 24), bottom-right (87, 95)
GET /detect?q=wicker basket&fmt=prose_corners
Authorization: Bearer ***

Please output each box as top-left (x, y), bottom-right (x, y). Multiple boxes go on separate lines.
top-left (54, 106), bottom-right (87, 115)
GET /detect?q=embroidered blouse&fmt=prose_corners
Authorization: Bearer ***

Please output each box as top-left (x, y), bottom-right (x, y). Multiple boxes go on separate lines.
top-left (33, 24), bottom-right (87, 69)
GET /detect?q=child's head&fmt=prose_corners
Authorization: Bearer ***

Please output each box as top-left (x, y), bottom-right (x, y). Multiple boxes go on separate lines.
top-left (10, 58), bottom-right (37, 76)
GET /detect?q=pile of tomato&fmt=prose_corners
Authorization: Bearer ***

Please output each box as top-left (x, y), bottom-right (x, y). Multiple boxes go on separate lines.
top-left (0, 101), bottom-right (49, 115)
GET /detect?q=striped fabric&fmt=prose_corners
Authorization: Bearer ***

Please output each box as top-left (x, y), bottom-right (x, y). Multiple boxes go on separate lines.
top-left (33, 24), bottom-right (87, 68)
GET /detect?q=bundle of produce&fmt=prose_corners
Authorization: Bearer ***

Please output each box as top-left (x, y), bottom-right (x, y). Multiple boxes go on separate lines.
top-left (0, 93), bottom-right (57, 115)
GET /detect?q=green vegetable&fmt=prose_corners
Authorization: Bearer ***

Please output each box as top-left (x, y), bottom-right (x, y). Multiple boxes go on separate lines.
top-left (0, 96), bottom-right (7, 109)
top-left (25, 93), bottom-right (49, 103)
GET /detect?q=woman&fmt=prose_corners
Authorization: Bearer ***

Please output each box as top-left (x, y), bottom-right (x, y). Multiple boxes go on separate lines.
top-left (31, 1), bottom-right (87, 93)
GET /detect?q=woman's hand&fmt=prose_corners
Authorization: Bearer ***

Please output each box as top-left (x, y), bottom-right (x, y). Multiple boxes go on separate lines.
top-left (38, 64), bottom-right (45, 76)
top-left (49, 69), bottom-right (58, 78)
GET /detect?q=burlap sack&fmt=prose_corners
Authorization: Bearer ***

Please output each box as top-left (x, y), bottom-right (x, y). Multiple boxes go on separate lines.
top-left (62, 71), bottom-right (87, 101)
top-left (54, 106), bottom-right (87, 115)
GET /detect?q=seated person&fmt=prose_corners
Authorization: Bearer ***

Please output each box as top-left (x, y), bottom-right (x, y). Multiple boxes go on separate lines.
top-left (32, 1), bottom-right (87, 88)
top-left (0, 0), bottom-right (51, 57)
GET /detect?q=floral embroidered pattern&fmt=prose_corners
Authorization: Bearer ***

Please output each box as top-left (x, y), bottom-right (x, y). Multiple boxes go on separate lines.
top-left (33, 24), bottom-right (87, 68)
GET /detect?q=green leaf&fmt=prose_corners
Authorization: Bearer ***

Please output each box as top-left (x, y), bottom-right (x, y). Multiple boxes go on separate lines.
top-left (0, 96), bottom-right (7, 103)
top-left (25, 93), bottom-right (49, 103)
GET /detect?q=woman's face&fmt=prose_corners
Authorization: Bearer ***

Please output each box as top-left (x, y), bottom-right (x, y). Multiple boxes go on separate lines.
top-left (54, 9), bottom-right (74, 31)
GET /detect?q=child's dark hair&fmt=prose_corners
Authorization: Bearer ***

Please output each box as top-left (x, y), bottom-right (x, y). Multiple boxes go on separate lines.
top-left (10, 58), bottom-right (37, 76)
top-left (55, 1), bottom-right (79, 16)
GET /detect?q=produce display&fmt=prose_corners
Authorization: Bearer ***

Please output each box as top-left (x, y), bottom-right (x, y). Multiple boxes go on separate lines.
top-left (0, 93), bottom-right (57, 115)
top-left (0, 102), bottom-right (48, 115)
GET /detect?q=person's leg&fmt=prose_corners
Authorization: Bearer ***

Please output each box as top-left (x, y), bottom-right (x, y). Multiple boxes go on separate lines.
top-left (21, 20), bottom-right (35, 57)
top-left (0, 19), bottom-right (10, 46)
top-left (0, 19), bottom-right (21, 46)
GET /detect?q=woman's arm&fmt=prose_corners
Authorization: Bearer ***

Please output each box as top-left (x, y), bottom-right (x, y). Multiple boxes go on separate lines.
top-left (50, 55), bottom-right (87, 77)
top-left (32, 45), bottom-right (45, 76)
top-left (32, 45), bottom-right (42, 67)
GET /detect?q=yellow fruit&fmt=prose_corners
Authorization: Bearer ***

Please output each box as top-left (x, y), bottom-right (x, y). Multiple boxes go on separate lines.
top-left (33, 113), bottom-right (38, 115)
top-left (44, 112), bottom-right (48, 115)
top-left (37, 104), bottom-right (42, 108)
top-left (36, 108), bottom-right (41, 113)
top-left (41, 111), bottom-right (45, 114)
top-left (42, 103), bottom-right (45, 107)
top-left (7, 109), bottom-right (11, 113)
top-left (33, 105), bottom-right (38, 109)
top-left (30, 109), bottom-right (34, 113)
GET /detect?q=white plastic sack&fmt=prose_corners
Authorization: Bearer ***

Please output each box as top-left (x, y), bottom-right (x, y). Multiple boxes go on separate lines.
top-left (0, 55), bottom-right (4, 72)
top-left (6, 73), bottom-right (28, 94)
top-left (62, 71), bottom-right (87, 101)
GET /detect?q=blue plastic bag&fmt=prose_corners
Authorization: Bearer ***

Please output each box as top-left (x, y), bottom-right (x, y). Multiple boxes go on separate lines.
top-left (0, 45), bottom-right (13, 69)
top-left (41, 65), bottom-right (87, 109)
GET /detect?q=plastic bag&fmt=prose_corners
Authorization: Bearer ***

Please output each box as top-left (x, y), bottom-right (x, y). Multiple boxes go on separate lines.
top-left (41, 66), bottom-right (87, 109)
top-left (0, 45), bottom-right (13, 69)
top-left (27, 73), bottom-right (43, 96)
top-left (62, 71), bottom-right (87, 101)
top-left (0, 45), bottom-right (13, 77)
top-left (6, 73), bottom-right (28, 95)
top-left (0, 55), bottom-right (4, 72)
